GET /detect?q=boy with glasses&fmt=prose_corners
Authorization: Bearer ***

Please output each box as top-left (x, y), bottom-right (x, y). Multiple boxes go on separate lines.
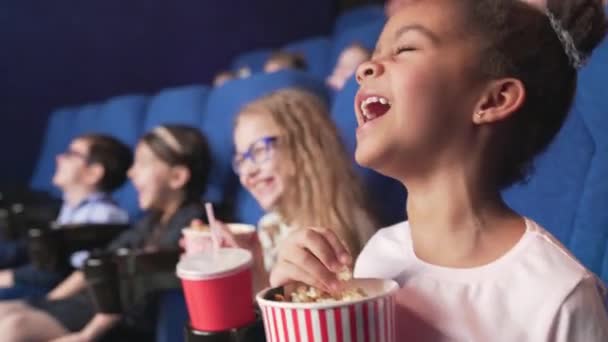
top-left (0, 134), bottom-right (132, 299)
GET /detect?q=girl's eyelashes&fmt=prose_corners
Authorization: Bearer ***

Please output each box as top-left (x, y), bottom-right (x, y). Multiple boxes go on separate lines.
top-left (395, 46), bottom-right (417, 55)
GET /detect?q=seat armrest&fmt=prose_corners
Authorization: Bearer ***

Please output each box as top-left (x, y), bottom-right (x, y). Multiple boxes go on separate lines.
top-left (27, 223), bottom-right (130, 272)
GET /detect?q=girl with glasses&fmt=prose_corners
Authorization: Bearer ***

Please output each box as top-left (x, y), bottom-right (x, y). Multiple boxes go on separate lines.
top-left (220, 88), bottom-right (377, 292)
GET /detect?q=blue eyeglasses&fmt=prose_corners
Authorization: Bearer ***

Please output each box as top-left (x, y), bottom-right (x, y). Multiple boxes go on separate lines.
top-left (232, 136), bottom-right (278, 174)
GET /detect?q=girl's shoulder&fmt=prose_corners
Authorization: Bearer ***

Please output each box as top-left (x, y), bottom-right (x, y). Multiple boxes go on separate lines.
top-left (354, 221), bottom-right (411, 279)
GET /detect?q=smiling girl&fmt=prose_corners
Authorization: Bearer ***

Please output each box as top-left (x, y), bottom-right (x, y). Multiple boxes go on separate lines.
top-left (270, 0), bottom-right (608, 340)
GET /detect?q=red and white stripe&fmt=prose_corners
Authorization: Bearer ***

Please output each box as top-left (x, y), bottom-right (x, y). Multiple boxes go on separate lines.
top-left (261, 295), bottom-right (396, 342)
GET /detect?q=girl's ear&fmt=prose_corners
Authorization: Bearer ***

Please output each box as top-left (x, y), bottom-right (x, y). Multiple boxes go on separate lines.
top-left (472, 78), bottom-right (526, 125)
top-left (168, 165), bottom-right (191, 190)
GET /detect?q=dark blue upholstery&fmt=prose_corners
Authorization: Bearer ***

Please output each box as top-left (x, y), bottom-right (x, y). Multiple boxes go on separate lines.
top-left (29, 107), bottom-right (79, 196)
top-left (329, 19), bottom-right (385, 74)
top-left (234, 187), bottom-right (264, 226)
top-left (144, 85), bottom-right (210, 131)
top-left (503, 34), bottom-right (608, 283)
top-left (200, 70), bottom-right (329, 207)
top-left (333, 4), bottom-right (386, 34)
top-left (330, 76), bottom-right (406, 226)
top-left (283, 36), bottom-right (331, 79)
top-left (577, 30), bottom-right (608, 115)
top-left (72, 103), bottom-right (101, 137)
top-left (156, 290), bottom-right (189, 342)
top-left (92, 95), bottom-right (148, 147)
top-left (231, 48), bottom-right (272, 74)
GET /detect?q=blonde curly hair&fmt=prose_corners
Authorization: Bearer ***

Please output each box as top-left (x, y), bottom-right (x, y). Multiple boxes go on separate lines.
top-left (236, 88), bottom-right (376, 254)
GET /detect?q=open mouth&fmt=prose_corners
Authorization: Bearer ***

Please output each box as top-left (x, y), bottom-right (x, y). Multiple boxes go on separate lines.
top-left (360, 96), bottom-right (391, 123)
top-left (251, 177), bottom-right (275, 194)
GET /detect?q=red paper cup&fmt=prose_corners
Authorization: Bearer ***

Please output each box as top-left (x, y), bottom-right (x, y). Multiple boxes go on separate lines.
top-left (182, 223), bottom-right (256, 256)
top-left (256, 279), bottom-right (399, 342)
top-left (177, 248), bottom-right (256, 331)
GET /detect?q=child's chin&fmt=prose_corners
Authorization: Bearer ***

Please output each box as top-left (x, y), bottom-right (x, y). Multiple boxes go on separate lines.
top-left (138, 199), bottom-right (151, 211)
top-left (355, 147), bottom-right (378, 169)
top-left (259, 195), bottom-right (280, 211)
top-left (355, 147), bottom-right (397, 177)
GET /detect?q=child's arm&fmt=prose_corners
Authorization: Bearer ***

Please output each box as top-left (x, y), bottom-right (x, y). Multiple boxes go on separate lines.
top-left (47, 271), bottom-right (86, 300)
top-left (80, 313), bottom-right (121, 341)
top-left (49, 313), bottom-right (121, 342)
top-left (0, 270), bottom-right (14, 287)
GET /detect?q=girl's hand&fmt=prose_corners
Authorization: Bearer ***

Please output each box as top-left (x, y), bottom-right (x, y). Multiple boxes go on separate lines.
top-left (269, 227), bottom-right (352, 293)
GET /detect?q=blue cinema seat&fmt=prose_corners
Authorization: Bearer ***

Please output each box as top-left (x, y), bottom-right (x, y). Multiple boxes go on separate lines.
top-left (156, 289), bottom-right (190, 342)
top-left (283, 36), bottom-right (331, 79)
top-left (231, 48), bottom-right (273, 74)
top-left (29, 107), bottom-right (80, 197)
top-left (143, 85), bottom-right (210, 131)
top-left (331, 76), bottom-right (407, 227)
top-left (502, 34), bottom-right (608, 283)
top-left (329, 18), bottom-right (385, 74)
top-left (233, 185), bottom-right (264, 226)
top-left (333, 4), bottom-right (386, 34)
top-left (577, 22), bottom-right (607, 116)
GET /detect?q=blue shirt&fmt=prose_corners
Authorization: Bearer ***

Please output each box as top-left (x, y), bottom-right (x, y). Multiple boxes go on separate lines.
top-left (57, 192), bottom-right (129, 268)
top-left (56, 192), bottom-right (129, 226)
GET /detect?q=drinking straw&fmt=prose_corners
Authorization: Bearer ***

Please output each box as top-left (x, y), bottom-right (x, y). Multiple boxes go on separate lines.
top-left (205, 202), bottom-right (220, 253)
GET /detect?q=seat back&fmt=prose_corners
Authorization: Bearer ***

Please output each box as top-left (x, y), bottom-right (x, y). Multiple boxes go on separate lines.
top-left (156, 290), bottom-right (189, 342)
top-left (29, 107), bottom-right (79, 196)
top-left (333, 4), bottom-right (386, 34)
top-left (329, 19), bottom-right (385, 76)
top-left (144, 85), bottom-right (210, 131)
top-left (502, 36), bottom-right (608, 282)
top-left (234, 187), bottom-right (264, 226)
top-left (283, 36), bottom-right (331, 79)
top-left (231, 48), bottom-right (272, 74)
top-left (577, 30), bottom-right (608, 115)
top-left (92, 94), bottom-right (148, 147)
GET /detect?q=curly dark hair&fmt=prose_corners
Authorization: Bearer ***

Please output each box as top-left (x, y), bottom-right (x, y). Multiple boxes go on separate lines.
top-left (460, 0), bottom-right (607, 188)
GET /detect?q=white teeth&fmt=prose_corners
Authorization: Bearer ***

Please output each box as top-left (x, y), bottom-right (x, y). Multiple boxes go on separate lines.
top-left (360, 95), bottom-right (391, 121)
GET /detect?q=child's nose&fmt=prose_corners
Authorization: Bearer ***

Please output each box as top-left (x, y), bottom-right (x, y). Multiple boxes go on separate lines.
top-left (356, 60), bottom-right (384, 83)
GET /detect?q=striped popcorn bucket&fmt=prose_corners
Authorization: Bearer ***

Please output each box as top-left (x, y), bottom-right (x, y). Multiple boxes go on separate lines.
top-left (256, 279), bottom-right (399, 342)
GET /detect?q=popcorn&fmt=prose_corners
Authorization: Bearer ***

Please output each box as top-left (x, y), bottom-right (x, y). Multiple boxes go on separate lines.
top-left (190, 219), bottom-right (209, 232)
top-left (287, 285), bottom-right (367, 303)
top-left (274, 268), bottom-right (367, 303)
top-left (337, 267), bottom-right (353, 281)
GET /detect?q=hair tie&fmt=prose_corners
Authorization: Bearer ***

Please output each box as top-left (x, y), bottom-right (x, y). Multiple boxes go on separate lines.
top-left (153, 126), bottom-right (183, 154)
top-left (546, 10), bottom-right (588, 69)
